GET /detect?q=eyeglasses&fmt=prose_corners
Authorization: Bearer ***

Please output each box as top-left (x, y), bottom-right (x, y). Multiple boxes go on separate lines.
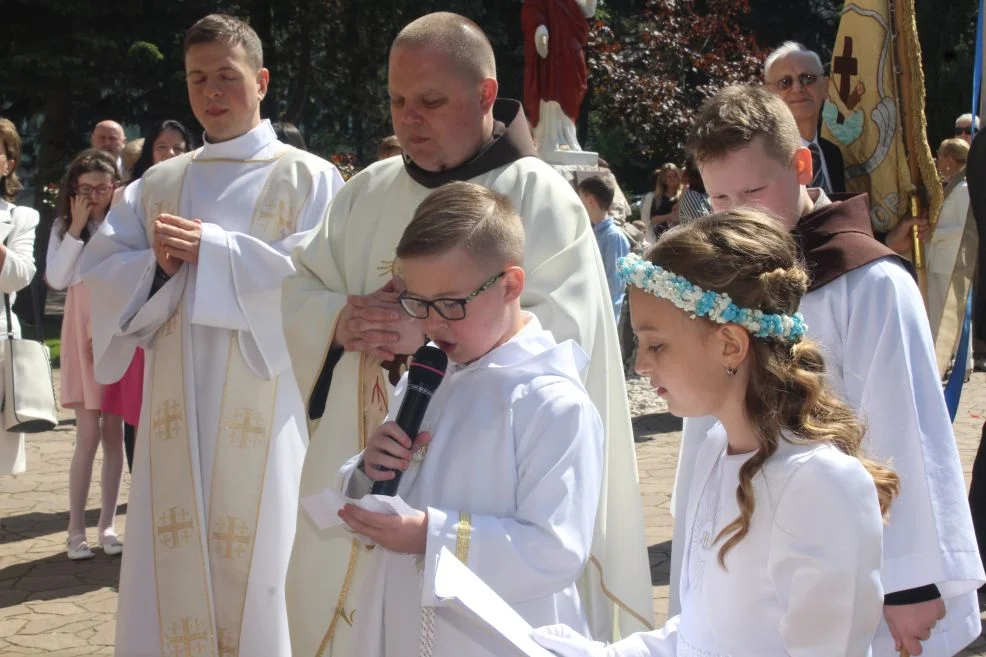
top-left (769, 73), bottom-right (820, 91)
top-left (956, 127), bottom-right (973, 136)
top-left (398, 272), bottom-right (506, 321)
top-left (75, 184), bottom-right (114, 196)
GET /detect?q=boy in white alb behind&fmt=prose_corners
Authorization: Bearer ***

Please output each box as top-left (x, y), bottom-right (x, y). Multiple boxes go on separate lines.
top-left (335, 181), bottom-right (604, 657)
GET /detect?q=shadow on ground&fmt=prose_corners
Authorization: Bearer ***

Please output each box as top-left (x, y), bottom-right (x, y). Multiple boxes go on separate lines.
top-left (633, 413), bottom-right (682, 443)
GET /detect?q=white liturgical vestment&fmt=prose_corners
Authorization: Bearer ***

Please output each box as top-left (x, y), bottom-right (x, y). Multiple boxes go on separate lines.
top-left (80, 120), bottom-right (344, 657)
top-left (338, 315), bottom-right (604, 657)
top-left (282, 100), bottom-right (653, 657)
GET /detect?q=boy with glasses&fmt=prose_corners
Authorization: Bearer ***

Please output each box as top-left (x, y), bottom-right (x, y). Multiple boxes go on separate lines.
top-left (335, 181), bottom-right (604, 657)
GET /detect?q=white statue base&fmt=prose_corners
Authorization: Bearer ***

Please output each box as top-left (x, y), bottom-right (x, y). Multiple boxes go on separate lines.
top-left (542, 149), bottom-right (599, 166)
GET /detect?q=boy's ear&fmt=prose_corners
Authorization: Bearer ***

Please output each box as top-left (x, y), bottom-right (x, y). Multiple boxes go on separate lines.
top-left (502, 266), bottom-right (525, 303)
top-left (793, 146), bottom-right (813, 186)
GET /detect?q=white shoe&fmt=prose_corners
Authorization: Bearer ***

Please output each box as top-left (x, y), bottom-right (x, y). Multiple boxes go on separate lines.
top-left (66, 535), bottom-right (94, 560)
top-left (100, 534), bottom-right (123, 556)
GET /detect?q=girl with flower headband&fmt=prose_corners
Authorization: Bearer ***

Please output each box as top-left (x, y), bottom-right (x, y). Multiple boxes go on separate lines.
top-left (534, 209), bottom-right (900, 657)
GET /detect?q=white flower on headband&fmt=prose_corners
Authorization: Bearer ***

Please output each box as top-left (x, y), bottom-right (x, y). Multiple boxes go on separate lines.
top-left (618, 253), bottom-right (807, 343)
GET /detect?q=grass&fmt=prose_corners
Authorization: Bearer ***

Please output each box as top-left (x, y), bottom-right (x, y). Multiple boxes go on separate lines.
top-left (22, 315), bottom-right (62, 370)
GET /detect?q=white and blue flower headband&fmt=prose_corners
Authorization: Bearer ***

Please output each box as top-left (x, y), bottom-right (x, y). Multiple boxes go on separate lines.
top-left (618, 253), bottom-right (808, 343)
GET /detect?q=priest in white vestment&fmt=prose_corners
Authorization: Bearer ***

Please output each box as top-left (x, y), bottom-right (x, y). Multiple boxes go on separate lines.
top-left (282, 13), bottom-right (652, 657)
top-left (80, 15), bottom-right (344, 657)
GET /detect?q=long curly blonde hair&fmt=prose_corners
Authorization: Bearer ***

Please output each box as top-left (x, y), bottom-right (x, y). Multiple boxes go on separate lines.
top-left (648, 209), bottom-right (900, 567)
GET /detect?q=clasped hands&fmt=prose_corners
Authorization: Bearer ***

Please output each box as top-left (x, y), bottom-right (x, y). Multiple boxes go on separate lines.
top-left (153, 213), bottom-right (203, 277)
top-left (333, 278), bottom-right (426, 361)
top-left (337, 422), bottom-right (432, 555)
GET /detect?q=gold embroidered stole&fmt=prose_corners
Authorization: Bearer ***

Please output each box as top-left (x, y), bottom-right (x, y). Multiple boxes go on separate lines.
top-left (141, 147), bottom-right (315, 657)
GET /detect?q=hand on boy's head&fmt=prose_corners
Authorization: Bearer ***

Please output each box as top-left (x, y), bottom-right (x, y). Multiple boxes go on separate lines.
top-left (336, 279), bottom-right (426, 358)
top-left (337, 503), bottom-right (428, 555)
top-left (363, 421), bottom-right (432, 481)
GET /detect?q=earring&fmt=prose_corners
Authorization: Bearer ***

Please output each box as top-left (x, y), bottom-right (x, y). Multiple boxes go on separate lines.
top-left (725, 366), bottom-right (737, 376)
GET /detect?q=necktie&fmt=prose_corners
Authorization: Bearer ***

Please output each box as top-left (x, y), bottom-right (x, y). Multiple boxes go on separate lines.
top-left (808, 142), bottom-right (831, 193)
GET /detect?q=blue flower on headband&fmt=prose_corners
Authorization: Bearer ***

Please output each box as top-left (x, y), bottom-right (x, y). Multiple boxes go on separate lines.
top-left (617, 253), bottom-right (808, 343)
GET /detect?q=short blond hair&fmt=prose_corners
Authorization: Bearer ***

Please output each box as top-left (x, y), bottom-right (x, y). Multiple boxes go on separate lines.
top-left (121, 138), bottom-right (144, 177)
top-left (939, 137), bottom-right (970, 165)
top-left (397, 182), bottom-right (524, 268)
top-left (687, 85), bottom-right (802, 167)
top-left (392, 12), bottom-right (496, 83)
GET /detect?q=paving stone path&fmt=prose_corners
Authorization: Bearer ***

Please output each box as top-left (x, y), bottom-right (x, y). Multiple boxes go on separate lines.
top-left (1, 371), bottom-right (985, 654)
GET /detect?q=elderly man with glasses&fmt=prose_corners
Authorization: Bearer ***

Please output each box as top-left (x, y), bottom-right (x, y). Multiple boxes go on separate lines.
top-left (763, 41), bottom-right (927, 254)
top-left (954, 113), bottom-right (980, 146)
top-left (763, 41), bottom-right (847, 194)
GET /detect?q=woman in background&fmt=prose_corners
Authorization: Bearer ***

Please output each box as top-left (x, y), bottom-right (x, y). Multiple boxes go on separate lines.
top-left (0, 118), bottom-right (41, 478)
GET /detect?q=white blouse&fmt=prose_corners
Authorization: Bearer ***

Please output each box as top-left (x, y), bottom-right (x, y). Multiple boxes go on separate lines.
top-left (45, 219), bottom-right (101, 290)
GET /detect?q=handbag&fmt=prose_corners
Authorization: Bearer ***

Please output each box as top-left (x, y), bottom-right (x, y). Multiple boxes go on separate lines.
top-left (0, 225), bottom-right (57, 433)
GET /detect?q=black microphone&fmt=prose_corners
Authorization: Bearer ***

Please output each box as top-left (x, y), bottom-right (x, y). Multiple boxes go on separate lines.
top-left (371, 345), bottom-right (448, 496)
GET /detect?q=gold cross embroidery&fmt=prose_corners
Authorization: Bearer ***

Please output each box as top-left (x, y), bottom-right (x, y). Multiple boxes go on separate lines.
top-left (150, 201), bottom-right (177, 221)
top-left (224, 409), bottom-right (267, 449)
top-left (259, 199), bottom-right (295, 241)
top-left (156, 506), bottom-right (194, 549)
top-left (217, 626), bottom-right (239, 656)
top-left (153, 401), bottom-right (184, 442)
top-left (160, 312), bottom-right (180, 338)
top-left (164, 617), bottom-right (209, 657)
top-left (211, 516), bottom-right (252, 560)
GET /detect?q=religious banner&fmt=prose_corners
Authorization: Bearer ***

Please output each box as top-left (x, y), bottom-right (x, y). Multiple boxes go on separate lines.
top-left (821, 0), bottom-right (942, 239)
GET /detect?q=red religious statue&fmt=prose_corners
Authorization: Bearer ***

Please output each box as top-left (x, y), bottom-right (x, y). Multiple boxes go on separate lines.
top-left (522, 0), bottom-right (596, 155)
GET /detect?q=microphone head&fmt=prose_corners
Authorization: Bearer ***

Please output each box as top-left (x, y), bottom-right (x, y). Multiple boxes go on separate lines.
top-left (407, 345), bottom-right (449, 392)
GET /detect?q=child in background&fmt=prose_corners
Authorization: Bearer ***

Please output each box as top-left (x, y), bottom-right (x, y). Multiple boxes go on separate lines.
top-left (577, 174), bottom-right (631, 324)
top-left (46, 149), bottom-right (125, 560)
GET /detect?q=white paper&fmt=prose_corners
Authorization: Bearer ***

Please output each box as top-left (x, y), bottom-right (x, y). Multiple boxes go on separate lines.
top-left (300, 487), bottom-right (418, 531)
top-left (432, 546), bottom-right (556, 657)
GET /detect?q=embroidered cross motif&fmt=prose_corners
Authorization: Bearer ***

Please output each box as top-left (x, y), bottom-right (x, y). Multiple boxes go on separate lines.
top-left (156, 506), bottom-right (194, 549)
top-left (153, 401), bottom-right (184, 442)
top-left (259, 199), bottom-right (295, 241)
top-left (164, 616), bottom-right (209, 657)
top-left (211, 516), bottom-right (252, 560)
top-left (150, 201), bottom-right (177, 221)
top-left (217, 626), bottom-right (239, 656)
top-left (161, 312), bottom-right (180, 338)
top-left (224, 408), bottom-right (267, 449)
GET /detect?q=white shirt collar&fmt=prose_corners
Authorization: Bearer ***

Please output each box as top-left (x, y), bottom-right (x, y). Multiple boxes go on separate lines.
top-left (198, 120), bottom-right (277, 160)
top-left (800, 134), bottom-right (820, 149)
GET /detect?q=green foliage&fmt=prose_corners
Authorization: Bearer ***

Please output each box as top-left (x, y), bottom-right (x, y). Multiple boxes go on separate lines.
top-left (585, 0), bottom-right (763, 191)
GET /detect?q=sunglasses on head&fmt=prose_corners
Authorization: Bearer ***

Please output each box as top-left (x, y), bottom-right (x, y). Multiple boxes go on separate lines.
top-left (769, 73), bottom-right (819, 91)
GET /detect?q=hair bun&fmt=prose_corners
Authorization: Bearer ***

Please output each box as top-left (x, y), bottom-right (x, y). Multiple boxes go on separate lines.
top-left (758, 266), bottom-right (809, 311)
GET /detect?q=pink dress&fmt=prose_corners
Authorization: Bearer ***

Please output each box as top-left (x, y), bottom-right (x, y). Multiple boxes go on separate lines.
top-left (101, 348), bottom-right (144, 426)
top-left (59, 282), bottom-right (102, 410)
